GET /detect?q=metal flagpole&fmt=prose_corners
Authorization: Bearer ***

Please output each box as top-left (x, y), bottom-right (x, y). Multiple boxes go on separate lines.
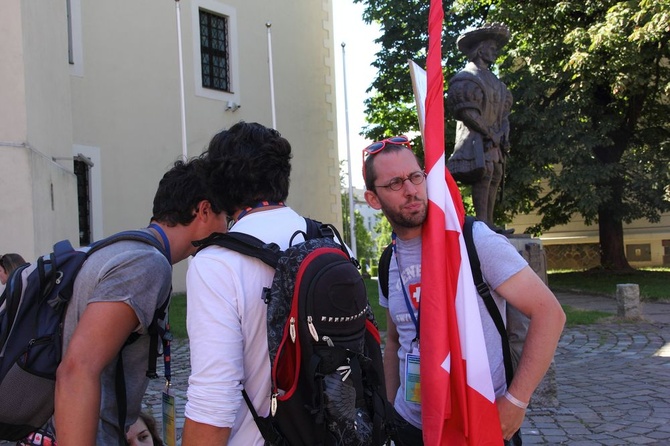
top-left (341, 42), bottom-right (357, 258)
top-left (266, 22), bottom-right (277, 129)
top-left (175, 0), bottom-right (188, 159)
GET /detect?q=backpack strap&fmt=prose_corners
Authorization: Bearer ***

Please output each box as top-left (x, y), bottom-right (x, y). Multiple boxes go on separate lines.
top-left (378, 243), bottom-right (393, 299)
top-left (463, 216), bottom-right (514, 386)
top-left (193, 231), bottom-right (282, 268)
top-left (241, 389), bottom-right (286, 445)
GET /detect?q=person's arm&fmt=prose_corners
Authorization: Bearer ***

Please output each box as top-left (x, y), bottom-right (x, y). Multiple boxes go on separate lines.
top-left (182, 418), bottom-right (231, 445)
top-left (383, 309), bottom-right (400, 405)
top-left (55, 301), bottom-right (139, 446)
top-left (494, 266), bottom-right (566, 440)
top-left (182, 254), bottom-right (247, 445)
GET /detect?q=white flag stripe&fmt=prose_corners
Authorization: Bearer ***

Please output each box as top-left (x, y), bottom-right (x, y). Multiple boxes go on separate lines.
top-left (425, 150), bottom-right (497, 403)
top-left (455, 236), bottom-right (497, 402)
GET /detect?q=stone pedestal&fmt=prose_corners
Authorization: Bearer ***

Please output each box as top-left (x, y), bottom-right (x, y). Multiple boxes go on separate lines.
top-left (506, 235), bottom-right (559, 408)
top-left (616, 283), bottom-right (641, 319)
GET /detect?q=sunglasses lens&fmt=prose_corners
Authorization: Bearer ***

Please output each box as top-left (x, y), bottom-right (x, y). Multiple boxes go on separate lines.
top-left (365, 141), bottom-right (385, 154)
top-left (389, 136), bottom-right (408, 143)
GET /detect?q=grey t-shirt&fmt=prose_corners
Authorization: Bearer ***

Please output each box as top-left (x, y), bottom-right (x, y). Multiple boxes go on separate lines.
top-left (62, 234), bottom-right (172, 443)
top-left (379, 221), bottom-right (527, 429)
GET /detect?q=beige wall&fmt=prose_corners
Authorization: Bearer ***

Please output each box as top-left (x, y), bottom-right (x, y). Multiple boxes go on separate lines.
top-left (1, 0), bottom-right (341, 291)
top-left (0, 0), bottom-right (79, 260)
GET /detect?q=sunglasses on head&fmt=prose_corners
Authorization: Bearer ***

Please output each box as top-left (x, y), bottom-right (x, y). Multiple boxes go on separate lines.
top-left (363, 135), bottom-right (411, 157)
top-left (362, 136), bottom-right (412, 182)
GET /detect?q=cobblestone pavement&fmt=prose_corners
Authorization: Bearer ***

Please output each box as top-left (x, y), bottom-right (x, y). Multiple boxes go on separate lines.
top-left (4, 294), bottom-right (668, 445)
top-left (141, 317), bottom-right (670, 445)
top-left (521, 320), bottom-right (670, 445)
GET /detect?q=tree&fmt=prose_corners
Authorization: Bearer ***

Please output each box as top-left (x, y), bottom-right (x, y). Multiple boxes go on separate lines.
top-left (341, 194), bottom-right (377, 271)
top-left (355, 0), bottom-right (670, 271)
top-left (374, 216), bottom-right (393, 255)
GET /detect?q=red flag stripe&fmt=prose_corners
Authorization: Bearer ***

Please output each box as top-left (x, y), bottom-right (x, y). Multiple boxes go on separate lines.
top-left (420, 1), bottom-right (503, 444)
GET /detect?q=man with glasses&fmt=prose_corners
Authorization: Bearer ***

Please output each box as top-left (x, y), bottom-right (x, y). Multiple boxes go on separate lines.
top-left (362, 137), bottom-right (565, 445)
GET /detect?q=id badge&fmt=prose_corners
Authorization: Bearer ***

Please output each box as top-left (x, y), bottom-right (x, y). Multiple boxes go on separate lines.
top-left (404, 347), bottom-right (421, 404)
top-left (162, 386), bottom-right (177, 446)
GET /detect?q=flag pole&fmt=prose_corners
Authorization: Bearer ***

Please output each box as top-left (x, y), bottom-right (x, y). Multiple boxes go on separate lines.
top-left (175, 0), bottom-right (188, 160)
top-left (341, 42), bottom-right (357, 257)
top-left (266, 22), bottom-right (277, 129)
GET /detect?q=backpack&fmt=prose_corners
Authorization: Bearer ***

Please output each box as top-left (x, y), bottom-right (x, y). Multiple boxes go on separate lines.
top-left (378, 216), bottom-right (528, 386)
top-left (194, 219), bottom-right (392, 446)
top-left (0, 230), bottom-right (170, 442)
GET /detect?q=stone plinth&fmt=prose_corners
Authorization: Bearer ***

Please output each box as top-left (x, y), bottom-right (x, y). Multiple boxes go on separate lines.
top-left (616, 283), bottom-right (641, 319)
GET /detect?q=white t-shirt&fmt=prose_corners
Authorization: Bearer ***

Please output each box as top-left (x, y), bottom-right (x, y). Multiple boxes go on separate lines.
top-left (185, 207), bottom-right (307, 446)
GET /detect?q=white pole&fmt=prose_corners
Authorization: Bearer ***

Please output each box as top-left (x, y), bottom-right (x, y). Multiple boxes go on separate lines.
top-left (175, 0), bottom-right (188, 159)
top-left (266, 22), bottom-right (277, 130)
top-left (341, 42), bottom-right (357, 258)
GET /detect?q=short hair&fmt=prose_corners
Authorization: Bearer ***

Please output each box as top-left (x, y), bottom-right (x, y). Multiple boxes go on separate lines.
top-left (0, 253), bottom-right (27, 276)
top-left (203, 121), bottom-right (292, 216)
top-left (151, 157), bottom-right (222, 226)
top-left (363, 144), bottom-right (420, 192)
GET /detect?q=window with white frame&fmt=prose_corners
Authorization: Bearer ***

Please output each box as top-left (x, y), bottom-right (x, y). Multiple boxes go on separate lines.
top-left (199, 9), bottom-right (230, 92)
top-left (191, 0), bottom-right (239, 102)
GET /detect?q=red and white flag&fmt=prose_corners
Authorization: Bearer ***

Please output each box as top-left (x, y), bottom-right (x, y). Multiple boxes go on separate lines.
top-left (416, 1), bottom-right (504, 444)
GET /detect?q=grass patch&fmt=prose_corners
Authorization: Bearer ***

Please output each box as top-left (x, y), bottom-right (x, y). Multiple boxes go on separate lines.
top-left (365, 278), bottom-right (386, 331)
top-left (168, 293), bottom-right (187, 339)
top-left (548, 268), bottom-right (670, 301)
top-left (561, 305), bottom-right (612, 327)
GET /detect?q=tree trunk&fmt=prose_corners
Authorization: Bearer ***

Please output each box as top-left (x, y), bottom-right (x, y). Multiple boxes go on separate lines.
top-left (597, 206), bottom-right (632, 271)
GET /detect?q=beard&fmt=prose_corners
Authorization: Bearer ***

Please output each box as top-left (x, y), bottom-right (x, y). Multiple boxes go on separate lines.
top-left (382, 196), bottom-right (427, 229)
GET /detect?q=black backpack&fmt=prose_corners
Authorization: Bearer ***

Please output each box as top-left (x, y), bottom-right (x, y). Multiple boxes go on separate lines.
top-left (378, 216), bottom-right (526, 387)
top-left (194, 219), bottom-right (392, 446)
top-left (0, 231), bottom-right (170, 442)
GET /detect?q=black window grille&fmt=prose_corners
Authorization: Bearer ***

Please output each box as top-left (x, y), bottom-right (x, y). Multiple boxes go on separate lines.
top-left (200, 9), bottom-right (230, 92)
top-left (74, 159), bottom-right (91, 246)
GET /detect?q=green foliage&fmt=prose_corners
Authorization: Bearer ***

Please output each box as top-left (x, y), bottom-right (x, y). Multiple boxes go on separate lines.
top-left (355, 0), bottom-right (670, 270)
top-left (374, 215), bottom-right (393, 255)
top-left (341, 191), bottom-right (377, 269)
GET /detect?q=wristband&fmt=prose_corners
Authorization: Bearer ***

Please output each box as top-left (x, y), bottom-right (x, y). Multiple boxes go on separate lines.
top-left (504, 391), bottom-right (528, 409)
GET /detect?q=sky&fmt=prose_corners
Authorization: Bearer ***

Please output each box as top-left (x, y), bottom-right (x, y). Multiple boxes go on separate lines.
top-left (332, 1), bottom-right (381, 190)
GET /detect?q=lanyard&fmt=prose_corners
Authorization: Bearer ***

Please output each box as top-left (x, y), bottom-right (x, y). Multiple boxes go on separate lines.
top-left (236, 201), bottom-right (285, 221)
top-left (148, 223), bottom-right (172, 264)
top-left (391, 232), bottom-right (420, 341)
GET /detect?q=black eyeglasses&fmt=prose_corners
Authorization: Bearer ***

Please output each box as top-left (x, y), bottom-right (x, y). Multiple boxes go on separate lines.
top-left (375, 170), bottom-right (426, 191)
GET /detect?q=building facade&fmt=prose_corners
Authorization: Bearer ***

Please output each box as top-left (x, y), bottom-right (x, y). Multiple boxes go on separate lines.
top-left (0, 0), bottom-right (342, 291)
top-left (508, 211), bottom-right (670, 270)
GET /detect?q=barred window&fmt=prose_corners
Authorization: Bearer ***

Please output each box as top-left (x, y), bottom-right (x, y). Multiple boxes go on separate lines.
top-left (199, 9), bottom-right (230, 92)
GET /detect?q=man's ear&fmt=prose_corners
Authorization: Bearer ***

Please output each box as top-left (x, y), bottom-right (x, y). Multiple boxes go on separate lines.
top-left (364, 190), bottom-right (382, 210)
top-left (195, 200), bottom-right (211, 220)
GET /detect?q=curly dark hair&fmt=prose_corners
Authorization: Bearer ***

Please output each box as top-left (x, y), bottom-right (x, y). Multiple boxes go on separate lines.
top-left (151, 157), bottom-right (222, 226)
top-left (203, 121), bottom-right (292, 216)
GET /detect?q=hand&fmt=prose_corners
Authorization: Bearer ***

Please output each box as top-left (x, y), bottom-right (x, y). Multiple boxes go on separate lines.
top-left (496, 395), bottom-right (526, 441)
